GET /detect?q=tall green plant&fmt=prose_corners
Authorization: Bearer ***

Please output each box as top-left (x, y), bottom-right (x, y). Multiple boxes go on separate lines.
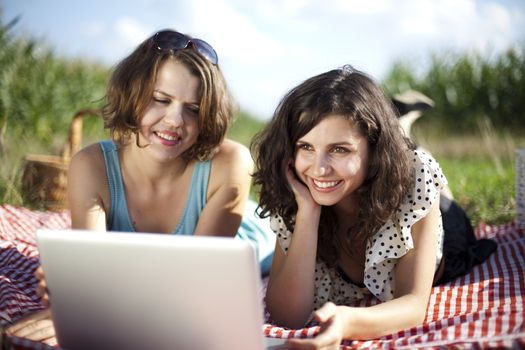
top-left (383, 45), bottom-right (525, 133)
top-left (0, 15), bottom-right (110, 206)
top-left (0, 16), bottom-right (109, 152)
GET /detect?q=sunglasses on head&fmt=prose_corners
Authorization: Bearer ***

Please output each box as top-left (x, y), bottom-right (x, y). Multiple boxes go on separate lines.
top-left (152, 30), bottom-right (218, 65)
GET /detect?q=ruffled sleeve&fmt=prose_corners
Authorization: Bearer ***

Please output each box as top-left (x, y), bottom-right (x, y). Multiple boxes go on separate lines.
top-left (363, 149), bottom-right (448, 301)
top-left (270, 214), bottom-right (292, 253)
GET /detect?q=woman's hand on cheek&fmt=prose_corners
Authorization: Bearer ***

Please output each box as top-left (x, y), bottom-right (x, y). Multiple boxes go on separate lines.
top-left (284, 302), bottom-right (345, 350)
top-left (286, 163), bottom-right (318, 212)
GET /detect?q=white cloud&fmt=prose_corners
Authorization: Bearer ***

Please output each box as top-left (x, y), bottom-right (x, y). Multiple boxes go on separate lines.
top-left (384, 0), bottom-right (524, 56)
top-left (113, 17), bottom-right (151, 47)
top-left (276, 0), bottom-right (310, 15)
top-left (482, 3), bottom-right (511, 32)
top-left (236, 0), bottom-right (309, 18)
top-left (333, 0), bottom-right (392, 14)
top-left (394, 0), bottom-right (476, 37)
top-left (182, 0), bottom-right (284, 67)
top-left (75, 17), bottom-right (152, 64)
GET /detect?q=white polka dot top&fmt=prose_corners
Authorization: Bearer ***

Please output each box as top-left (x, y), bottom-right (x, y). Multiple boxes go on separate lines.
top-left (270, 149), bottom-right (448, 310)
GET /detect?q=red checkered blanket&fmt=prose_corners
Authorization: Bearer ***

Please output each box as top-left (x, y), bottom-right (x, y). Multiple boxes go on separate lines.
top-left (1, 204), bottom-right (524, 349)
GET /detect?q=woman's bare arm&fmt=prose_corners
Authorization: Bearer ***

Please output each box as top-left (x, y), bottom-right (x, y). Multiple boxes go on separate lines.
top-left (68, 144), bottom-right (108, 231)
top-left (265, 165), bottom-right (322, 328)
top-left (193, 139), bottom-right (253, 237)
top-left (288, 195), bottom-right (441, 349)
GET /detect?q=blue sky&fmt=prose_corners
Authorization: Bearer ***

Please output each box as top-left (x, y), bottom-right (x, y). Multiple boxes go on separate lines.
top-left (2, 0), bottom-right (524, 120)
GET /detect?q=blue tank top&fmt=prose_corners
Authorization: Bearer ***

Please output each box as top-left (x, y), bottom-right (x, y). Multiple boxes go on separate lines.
top-left (100, 140), bottom-right (207, 235)
top-left (99, 140), bottom-right (274, 274)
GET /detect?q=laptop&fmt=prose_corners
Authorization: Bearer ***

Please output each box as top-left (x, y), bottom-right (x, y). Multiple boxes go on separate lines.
top-left (36, 229), bottom-right (286, 350)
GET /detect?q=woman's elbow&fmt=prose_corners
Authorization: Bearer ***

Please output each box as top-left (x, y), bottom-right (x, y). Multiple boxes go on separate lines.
top-left (405, 296), bottom-right (429, 328)
top-left (265, 290), bottom-right (312, 329)
top-left (412, 308), bottom-right (427, 326)
top-left (266, 306), bottom-right (310, 329)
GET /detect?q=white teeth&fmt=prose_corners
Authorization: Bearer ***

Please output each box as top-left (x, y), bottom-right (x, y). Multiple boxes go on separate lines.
top-left (313, 180), bottom-right (340, 188)
top-left (156, 132), bottom-right (178, 141)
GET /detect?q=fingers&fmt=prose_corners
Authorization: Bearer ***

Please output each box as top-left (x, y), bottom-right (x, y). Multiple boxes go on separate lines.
top-left (11, 318), bottom-right (55, 340)
top-left (285, 335), bottom-right (340, 350)
top-left (285, 163), bottom-right (299, 188)
top-left (283, 303), bottom-right (342, 350)
top-left (19, 324), bottom-right (57, 346)
top-left (5, 269), bottom-right (56, 344)
top-left (35, 266), bottom-right (45, 279)
top-left (6, 309), bottom-right (51, 333)
top-left (5, 309), bottom-right (57, 345)
top-left (285, 163), bottom-right (315, 205)
top-left (35, 265), bottom-right (50, 306)
top-left (35, 277), bottom-right (47, 296)
top-left (36, 281), bottom-right (50, 307)
top-left (314, 302), bottom-right (338, 323)
top-left (285, 166), bottom-right (304, 200)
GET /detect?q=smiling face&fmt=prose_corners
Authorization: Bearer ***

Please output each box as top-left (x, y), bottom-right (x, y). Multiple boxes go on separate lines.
top-left (294, 114), bottom-right (370, 209)
top-left (137, 58), bottom-right (201, 162)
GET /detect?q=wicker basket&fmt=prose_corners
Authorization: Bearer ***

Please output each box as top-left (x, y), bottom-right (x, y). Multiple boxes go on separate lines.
top-left (21, 109), bottom-right (102, 210)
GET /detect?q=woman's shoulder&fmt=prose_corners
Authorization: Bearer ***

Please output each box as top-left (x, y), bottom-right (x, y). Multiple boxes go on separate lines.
top-left (69, 142), bottom-right (107, 177)
top-left (68, 141), bottom-right (111, 210)
top-left (216, 138), bottom-right (251, 159)
top-left (205, 139), bottom-right (253, 199)
top-left (204, 139), bottom-right (253, 210)
top-left (211, 138), bottom-right (253, 174)
top-left (408, 148), bottom-right (447, 180)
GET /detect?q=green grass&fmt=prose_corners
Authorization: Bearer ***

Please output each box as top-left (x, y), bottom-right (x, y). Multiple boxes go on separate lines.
top-left (437, 157), bottom-right (515, 225)
top-left (413, 122), bottom-right (524, 225)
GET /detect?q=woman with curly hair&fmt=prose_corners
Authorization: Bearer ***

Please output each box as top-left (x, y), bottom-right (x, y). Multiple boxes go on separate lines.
top-left (251, 66), bottom-right (495, 349)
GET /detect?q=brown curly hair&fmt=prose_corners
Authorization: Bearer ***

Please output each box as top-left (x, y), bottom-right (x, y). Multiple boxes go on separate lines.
top-left (102, 29), bottom-right (236, 161)
top-left (251, 66), bottom-right (414, 267)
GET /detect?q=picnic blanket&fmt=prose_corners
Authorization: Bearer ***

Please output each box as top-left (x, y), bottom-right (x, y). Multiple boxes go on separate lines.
top-left (1, 204), bottom-right (524, 349)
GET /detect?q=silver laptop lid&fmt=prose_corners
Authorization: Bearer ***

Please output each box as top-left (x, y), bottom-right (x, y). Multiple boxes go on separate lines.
top-left (37, 229), bottom-right (268, 350)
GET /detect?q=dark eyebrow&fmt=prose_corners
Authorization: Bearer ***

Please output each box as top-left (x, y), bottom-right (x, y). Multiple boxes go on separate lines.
top-left (329, 142), bottom-right (354, 147)
top-left (297, 139), bottom-right (355, 148)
